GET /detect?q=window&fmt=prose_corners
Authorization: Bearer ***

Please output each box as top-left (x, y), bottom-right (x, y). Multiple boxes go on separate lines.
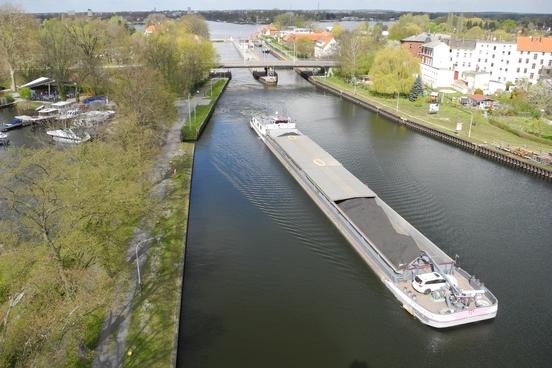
top-left (549, 60), bottom-right (552, 66)
top-left (524, 68), bottom-right (527, 73)
top-left (508, 51), bottom-right (511, 55)
top-left (491, 63), bottom-right (494, 67)
top-left (534, 54), bottom-right (538, 59)
top-left (526, 59), bottom-right (529, 63)
top-left (517, 67), bottom-right (520, 72)
top-left (532, 63), bottom-right (536, 69)
top-left (541, 59), bottom-right (544, 65)
top-left (530, 73), bottom-right (534, 79)
top-left (493, 46), bottom-right (496, 50)
top-left (478, 58), bottom-right (481, 62)
top-left (519, 58), bottom-right (522, 63)
top-left (492, 54), bottom-right (495, 59)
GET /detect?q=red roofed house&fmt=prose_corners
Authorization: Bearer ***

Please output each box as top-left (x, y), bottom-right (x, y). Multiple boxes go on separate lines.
top-left (262, 25), bottom-right (279, 37)
top-left (468, 94), bottom-right (496, 109)
top-left (144, 24), bottom-right (157, 36)
top-left (314, 34), bottom-right (337, 58)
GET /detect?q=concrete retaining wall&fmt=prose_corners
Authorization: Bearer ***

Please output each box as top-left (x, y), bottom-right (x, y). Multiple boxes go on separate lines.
top-left (307, 77), bottom-right (552, 181)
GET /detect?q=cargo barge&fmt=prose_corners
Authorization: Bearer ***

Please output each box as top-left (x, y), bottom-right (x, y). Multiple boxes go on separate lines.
top-left (250, 114), bottom-right (498, 328)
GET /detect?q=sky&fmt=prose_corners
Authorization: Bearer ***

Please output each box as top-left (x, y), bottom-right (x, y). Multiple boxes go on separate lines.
top-left (3, 0), bottom-right (552, 14)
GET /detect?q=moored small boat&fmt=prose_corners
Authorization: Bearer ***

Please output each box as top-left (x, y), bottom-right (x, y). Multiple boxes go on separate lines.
top-left (0, 132), bottom-right (9, 145)
top-left (46, 128), bottom-right (91, 144)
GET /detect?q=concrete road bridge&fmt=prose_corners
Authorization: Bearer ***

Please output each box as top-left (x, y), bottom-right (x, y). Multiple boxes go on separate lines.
top-left (217, 60), bottom-right (339, 69)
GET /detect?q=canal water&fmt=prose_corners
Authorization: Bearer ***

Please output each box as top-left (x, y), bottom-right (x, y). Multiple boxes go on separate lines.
top-left (188, 26), bottom-right (549, 367)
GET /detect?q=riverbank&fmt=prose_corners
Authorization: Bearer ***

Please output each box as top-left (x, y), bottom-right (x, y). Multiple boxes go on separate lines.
top-left (308, 75), bottom-right (552, 179)
top-left (93, 97), bottom-right (198, 368)
top-left (181, 78), bottom-right (229, 141)
top-left (123, 143), bottom-right (194, 368)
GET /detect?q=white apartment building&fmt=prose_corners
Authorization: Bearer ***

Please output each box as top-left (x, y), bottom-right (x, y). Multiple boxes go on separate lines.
top-left (419, 35), bottom-right (552, 93)
top-left (420, 41), bottom-right (454, 88)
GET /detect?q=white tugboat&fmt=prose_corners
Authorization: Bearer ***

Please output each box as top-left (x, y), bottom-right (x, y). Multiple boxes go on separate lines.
top-left (249, 113), bottom-right (498, 328)
top-left (250, 114), bottom-right (295, 140)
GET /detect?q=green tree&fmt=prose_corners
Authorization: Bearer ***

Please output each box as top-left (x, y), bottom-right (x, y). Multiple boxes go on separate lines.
top-left (464, 26), bottom-right (484, 40)
top-left (331, 23), bottom-right (344, 38)
top-left (388, 13), bottom-right (429, 40)
top-left (409, 75), bottom-right (424, 101)
top-left (0, 5), bottom-right (40, 90)
top-left (369, 47), bottom-right (419, 95)
top-left (40, 19), bottom-right (76, 98)
top-left (178, 15), bottom-right (210, 38)
top-left (295, 38), bottom-right (314, 58)
top-left (65, 18), bottom-right (107, 94)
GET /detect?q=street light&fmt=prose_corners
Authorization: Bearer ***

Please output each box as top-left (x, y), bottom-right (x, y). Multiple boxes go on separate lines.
top-left (133, 237), bottom-right (155, 288)
top-left (468, 110), bottom-right (474, 138)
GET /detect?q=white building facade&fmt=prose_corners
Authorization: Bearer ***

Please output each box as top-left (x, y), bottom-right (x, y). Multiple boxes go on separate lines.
top-left (419, 35), bottom-right (552, 92)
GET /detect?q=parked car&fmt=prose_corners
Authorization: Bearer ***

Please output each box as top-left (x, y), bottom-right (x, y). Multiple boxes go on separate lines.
top-left (412, 272), bottom-right (458, 294)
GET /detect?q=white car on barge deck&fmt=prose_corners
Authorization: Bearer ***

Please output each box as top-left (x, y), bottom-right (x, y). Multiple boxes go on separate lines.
top-left (249, 114), bottom-right (498, 328)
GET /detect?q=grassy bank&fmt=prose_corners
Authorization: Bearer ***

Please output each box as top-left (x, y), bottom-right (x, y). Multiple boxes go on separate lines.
top-left (123, 143), bottom-right (194, 368)
top-left (181, 78), bottom-right (228, 141)
top-left (316, 76), bottom-right (552, 154)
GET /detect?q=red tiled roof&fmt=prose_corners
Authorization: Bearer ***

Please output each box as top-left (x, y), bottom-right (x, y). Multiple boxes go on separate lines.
top-left (284, 32), bottom-right (333, 44)
top-left (517, 36), bottom-right (552, 52)
top-left (469, 94), bottom-right (494, 101)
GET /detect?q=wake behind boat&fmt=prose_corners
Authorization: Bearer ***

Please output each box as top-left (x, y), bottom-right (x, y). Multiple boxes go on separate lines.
top-left (249, 113), bottom-right (498, 328)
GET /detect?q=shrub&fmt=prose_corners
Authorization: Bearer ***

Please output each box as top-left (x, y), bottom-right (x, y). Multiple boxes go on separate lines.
top-left (18, 87), bottom-right (32, 100)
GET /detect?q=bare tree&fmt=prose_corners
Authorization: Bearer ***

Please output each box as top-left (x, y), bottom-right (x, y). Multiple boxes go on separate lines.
top-left (0, 5), bottom-right (39, 90)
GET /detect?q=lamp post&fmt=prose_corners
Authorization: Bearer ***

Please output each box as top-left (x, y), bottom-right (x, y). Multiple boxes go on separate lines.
top-left (188, 93), bottom-right (191, 127)
top-left (134, 237), bottom-right (155, 288)
top-left (468, 111), bottom-right (474, 138)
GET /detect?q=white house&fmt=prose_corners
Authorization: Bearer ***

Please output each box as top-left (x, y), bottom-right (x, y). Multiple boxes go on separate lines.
top-left (420, 41), bottom-right (454, 88)
top-left (314, 37), bottom-right (337, 58)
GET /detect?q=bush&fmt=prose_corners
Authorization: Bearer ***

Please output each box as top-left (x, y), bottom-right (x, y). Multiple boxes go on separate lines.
top-left (18, 87), bottom-right (32, 100)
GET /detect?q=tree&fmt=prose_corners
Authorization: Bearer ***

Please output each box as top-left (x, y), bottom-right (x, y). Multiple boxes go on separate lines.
top-left (273, 12), bottom-right (309, 29)
top-left (369, 47), bottom-right (419, 95)
top-left (528, 81), bottom-right (552, 116)
top-left (65, 18), bottom-right (107, 94)
top-left (331, 23), bottom-right (344, 38)
top-left (295, 38), bottom-right (314, 58)
top-left (40, 19), bottom-right (77, 99)
top-left (0, 5), bottom-right (40, 90)
top-left (388, 13), bottom-right (429, 40)
top-left (338, 29), bottom-right (380, 78)
top-left (178, 15), bottom-right (210, 39)
top-left (409, 75), bottom-right (424, 101)
top-left (464, 26), bottom-right (484, 40)
top-left (111, 66), bottom-right (176, 133)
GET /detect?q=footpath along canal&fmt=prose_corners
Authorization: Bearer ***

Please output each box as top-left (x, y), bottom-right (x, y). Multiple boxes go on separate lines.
top-left (177, 25), bottom-right (552, 368)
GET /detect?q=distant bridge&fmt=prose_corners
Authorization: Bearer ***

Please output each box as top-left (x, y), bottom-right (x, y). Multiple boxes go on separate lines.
top-left (217, 60), bottom-right (339, 69)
